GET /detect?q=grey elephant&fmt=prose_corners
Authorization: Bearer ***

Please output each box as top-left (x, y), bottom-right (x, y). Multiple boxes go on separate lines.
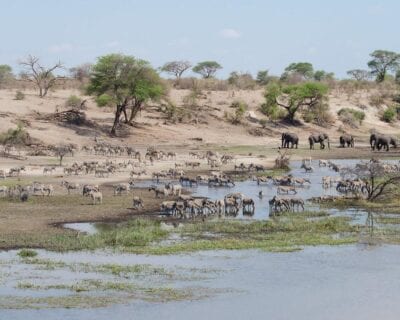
top-left (339, 134), bottom-right (354, 148)
top-left (370, 133), bottom-right (397, 151)
top-left (308, 133), bottom-right (330, 150)
top-left (281, 132), bottom-right (299, 149)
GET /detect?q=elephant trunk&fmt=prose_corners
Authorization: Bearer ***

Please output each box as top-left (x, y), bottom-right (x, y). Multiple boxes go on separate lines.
top-left (327, 138), bottom-right (330, 149)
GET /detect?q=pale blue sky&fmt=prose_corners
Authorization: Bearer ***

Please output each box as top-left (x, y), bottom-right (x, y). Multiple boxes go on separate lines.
top-left (0, 0), bottom-right (398, 78)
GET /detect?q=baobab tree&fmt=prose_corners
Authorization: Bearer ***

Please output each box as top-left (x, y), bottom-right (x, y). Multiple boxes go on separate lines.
top-left (19, 55), bottom-right (63, 97)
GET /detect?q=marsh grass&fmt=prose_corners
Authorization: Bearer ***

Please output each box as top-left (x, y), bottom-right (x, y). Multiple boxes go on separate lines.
top-left (17, 249), bottom-right (38, 258)
top-left (4, 214), bottom-right (360, 254)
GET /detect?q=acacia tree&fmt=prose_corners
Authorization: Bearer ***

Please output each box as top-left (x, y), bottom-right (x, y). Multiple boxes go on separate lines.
top-left (346, 69), bottom-right (372, 81)
top-left (192, 61), bottom-right (222, 78)
top-left (281, 62), bottom-right (314, 81)
top-left (367, 50), bottom-right (400, 83)
top-left (341, 159), bottom-right (400, 201)
top-left (19, 55), bottom-right (63, 97)
top-left (263, 82), bottom-right (328, 123)
top-left (161, 60), bottom-right (191, 80)
top-left (0, 65), bottom-right (13, 89)
top-left (87, 54), bottom-right (165, 135)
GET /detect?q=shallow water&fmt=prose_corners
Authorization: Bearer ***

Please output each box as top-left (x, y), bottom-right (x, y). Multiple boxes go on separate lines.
top-left (65, 159), bottom-right (367, 234)
top-left (4, 159), bottom-right (400, 317)
top-left (2, 245), bottom-right (400, 319)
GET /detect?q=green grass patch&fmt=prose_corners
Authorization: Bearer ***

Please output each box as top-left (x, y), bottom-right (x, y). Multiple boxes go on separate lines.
top-left (17, 249), bottom-right (38, 258)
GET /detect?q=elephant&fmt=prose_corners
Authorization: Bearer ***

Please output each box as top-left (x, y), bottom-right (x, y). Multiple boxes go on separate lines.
top-left (370, 133), bottom-right (397, 151)
top-left (308, 133), bottom-right (330, 150)
top-left (339, 134), bottom-right (354, 148)
top-left (281, 132), bottom-right (299, 149)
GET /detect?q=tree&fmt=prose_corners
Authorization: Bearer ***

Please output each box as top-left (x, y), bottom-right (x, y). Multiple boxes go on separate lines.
top-left (341, 159), bottom-right (400, 201)
top-left (256, 70), bottom-right (270, 85)
top-left (313, 70), bottom-right (334, 82)
top-left (54, 145), bottom-right (69, 166)
top-left (346, 69), bottom-right (372, 81)
top-left (263, 82), bottom-right (328, 123)
top-left (192, 61), bottom-right (222, 78)
top-left (69, 63), bottom-right (92, 83)
top-left (367, 50), bottom-right (400, 83)
top-left (228, 71), bottom-right (255, 89)
top-left (281, 62), bottom-right (314, 81)
top-left (161, 61), bottom-right (191, 80)
top-left (19, 55), bottom-right (63, 97)
top-left (87, 54), bottom-right (165, 135)
top-left (0, 65), bottom-right (13, 89)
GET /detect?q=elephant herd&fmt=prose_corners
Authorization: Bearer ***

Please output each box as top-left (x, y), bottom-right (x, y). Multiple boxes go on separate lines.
top-left (281, 132), bottom-right (397, 151)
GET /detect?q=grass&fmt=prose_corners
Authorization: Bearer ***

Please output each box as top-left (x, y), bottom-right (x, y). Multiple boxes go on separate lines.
top-left (17, 249), bottom-right (38, 258)
top-left (2, 212), bottom-right (361, 254)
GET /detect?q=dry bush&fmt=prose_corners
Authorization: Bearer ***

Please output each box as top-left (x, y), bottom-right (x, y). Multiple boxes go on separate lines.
top-left (275, 150), bottom-right (290, 170)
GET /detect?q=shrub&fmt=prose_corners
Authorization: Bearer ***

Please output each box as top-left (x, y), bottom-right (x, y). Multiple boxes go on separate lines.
top-left (337, 108), bottom-right (365, 127)
top-left (304, 103), bottom-right (334, 127)
top-left (226, 101), bottom-right (247, 124)
top-left (381, 107), bottom-right (397, 123)
top-left (15, 91), bottom-right (25, 100)
top-left (95, 94), bottom-right (113, 107)
top-left (0, 123), bottom-right (31, 146)
top-left (18, 249), bottom-right (38, 258)
top-left (369, 94), bottom-right (385, 107)
top-left (392, 94), bottom-right (400, 104)
top-left (259, 119), bottom-right (268, 128)
top-left (65, 95), bottom-right (82, 109)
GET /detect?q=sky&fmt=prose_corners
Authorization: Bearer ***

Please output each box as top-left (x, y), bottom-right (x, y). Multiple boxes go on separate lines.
top-left (0, 0), bottom-right (398, 78)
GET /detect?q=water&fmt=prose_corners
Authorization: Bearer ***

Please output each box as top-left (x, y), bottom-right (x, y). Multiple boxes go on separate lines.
top-left (4, 159), bottom-right (400, 318)
top-left (64, 159), bottom-right (364, 234)
top-left (2, 245), bottom-right (400, 319)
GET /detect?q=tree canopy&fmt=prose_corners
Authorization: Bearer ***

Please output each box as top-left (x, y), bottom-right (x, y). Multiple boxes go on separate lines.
top-left (87, 53), bottom-right (165, 135)
top-left (281, 62), bottom-right (314, 81)
top-left (346, 69), bottom-right (372, 81)
top-left (367, 50), bottom-right (400, 83)
top-left (161, 60), bottom-right (191, 79)
top-left (192, 61), bottom-right (222, 78)
top-left (263, 82), bottom-right (328, 122)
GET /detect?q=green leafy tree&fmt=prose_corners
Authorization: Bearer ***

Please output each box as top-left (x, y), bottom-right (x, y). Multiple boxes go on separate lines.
top-left (367, 50), bottom-right (400, 83)
top-left (161, 61), bottom-right (191, 80)
top-left (0, 65), bottom-right (13, 89)
top-left (281, 62), bottom-right (314, 81)
top-left (263, 82), bottom-right (328, 123)
top-left (192, 61), bottom-right (222, 78)
top-left (256, 70), bottom-right (270, 85)
top-left (87, 54), bottom-right (165, 135)
top-left (313, 70), bottom-right (334, 82)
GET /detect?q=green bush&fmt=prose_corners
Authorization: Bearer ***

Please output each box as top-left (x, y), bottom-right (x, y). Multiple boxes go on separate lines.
top-left (18, 249), bottom-right (38, 258)
top-left (337, 108), bottom-right (365, 125)
top-left (96, 94), bottom-right (113, 107)
top-left (15, 91), bottom-right (25, 100)
top-left (65, 95), bottom-right (82, 108)
top-left (381, 107), bottom-right (397, 122)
